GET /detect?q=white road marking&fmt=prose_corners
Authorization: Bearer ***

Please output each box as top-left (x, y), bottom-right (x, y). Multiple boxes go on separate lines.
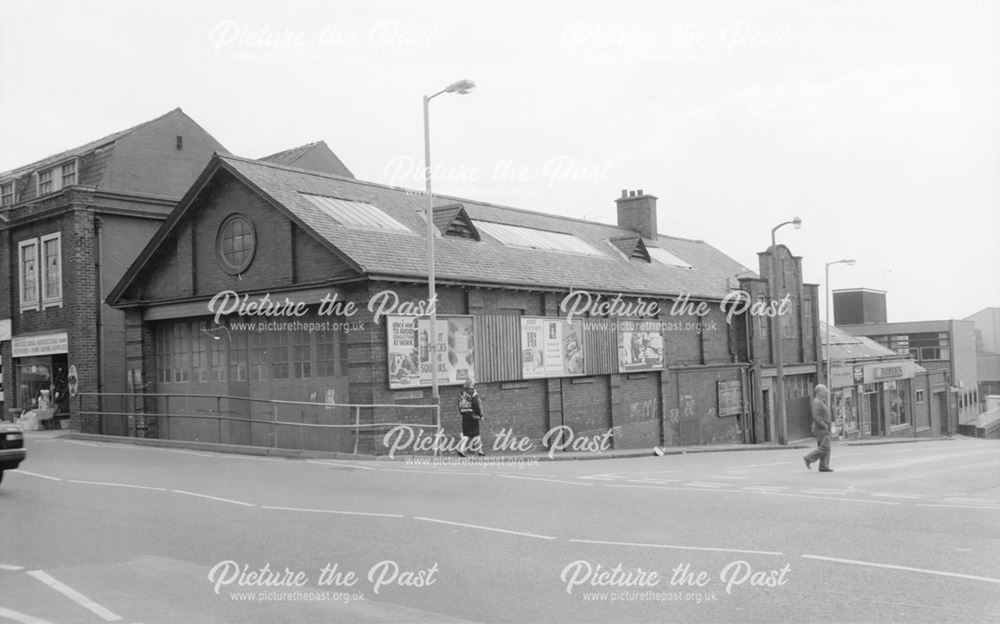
top-left (61, 440), bottom-right (99, 447)
top-left (712, 475), bottom-right (749, 480)
top-left (413, 516), bottom-right (556, 540)
top-left (26, 570), bottom-right (122, 621)
top-left (578, 475), bottom-right (619, 481)
top-left (801, 554), bottom-right (1000, 585)
top-left (944, 497), bottom-right (996, 504)
top-left (170, 490), bottom-right (255, 507)
top-left (262, 505), bottom-right (405, 518)
top-left (604, 484), bottom-right (737, 494)
top-left (743, 486), bottom-right (790, 491)
top-left (67, 480), bottom-right (166, 492)
top-left (750, 461), bottom-right (794, 467)
top-left (0, 607), bottom-right (55, 624)
top-left (0, 564), bottom-right (25, 571)
top-left (802, 490), bottom-right (849, 496)
top-left (306, 460), bottom-right (376, 471)
top-left (569, 538), bottom-right (784, 557)
top-left (377, 468), bottom-right (491, 477)
top-left (160, 449), bottom-right (215, 457)
top-left (627, 479), bottom-right (679, 484)
top-left (755, 491), bottom-right (901, 505)
top-left (497, 474), bottom-right (593, 486)
top-left (10, 470), bottom-right (62, 481)
top-left (684, 482), bottom-right (729, 488)
top-left (916, 503), bottom-right (1000, 511)
top-left (870, 492), bottom-right (923, 499)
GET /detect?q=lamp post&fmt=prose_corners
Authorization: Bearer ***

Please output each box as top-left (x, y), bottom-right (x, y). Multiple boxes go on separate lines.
top-left (769, 217), bottom-right (801, 444)
top-left (825, 258), bottom-right (855, 434)
top-left (424, 79), bottom-right (475, 403)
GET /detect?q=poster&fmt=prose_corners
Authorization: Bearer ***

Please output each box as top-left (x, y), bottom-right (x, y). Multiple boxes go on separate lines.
top-left (616, 320), bottom-right (664, 372)
top-left (387, 315), bottom-right (475, 389)
top-left (521, 317), bottom-right (584, 378)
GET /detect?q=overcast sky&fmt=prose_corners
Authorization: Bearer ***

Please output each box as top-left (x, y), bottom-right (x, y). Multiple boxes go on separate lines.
top-left (2, 0), bottom-right (997, 322)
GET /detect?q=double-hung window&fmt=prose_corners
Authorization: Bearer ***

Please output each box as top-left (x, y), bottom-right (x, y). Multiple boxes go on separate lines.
top-left (18, 240), bottom-right (39, 311)
top-left (18, 233), bottom-right (62, 312)
top-left (41, 233), bottom-right (63, 307)
top-left (36, 159), bottom-right (78, 197)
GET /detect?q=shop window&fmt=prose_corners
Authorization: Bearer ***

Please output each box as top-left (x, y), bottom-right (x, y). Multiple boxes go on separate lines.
top-left (18, 239), bottom-right (39, 311)
top-left (172, 322), bottom-right (190, 383)
top-left (316, 331), bottom-right (337, 377)
top-left (270, 332), bottom-right (289, 379)
top-left (292, 330), bottom-right (312, 378)
top-left (192, 331), bottom-right (209, 382)
top-left (217, 214), bottom-right (256, 274)
top-left (41, 233), bottom-right (62, 307)
top-left (249, 332), bottom-right (269, 381)
top-left (888, 383), bottom-right (908, 427)
top-left (15, 360), bottom-right (51, 410)
top-left (228, 331), bottom-right (248, 381)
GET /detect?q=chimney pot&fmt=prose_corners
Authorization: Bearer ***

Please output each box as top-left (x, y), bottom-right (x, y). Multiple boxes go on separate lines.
top-left (621, 189), bottom-right (628, 198)
top-left (637, 189), bottom-right (643, 196)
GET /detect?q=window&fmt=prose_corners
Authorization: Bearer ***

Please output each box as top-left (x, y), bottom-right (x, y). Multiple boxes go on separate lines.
top-left (475, 220), bottom-right (606, 257)
top-left (38, 169), bottom-right (54, 196)
top-left (915, 389), bottom-right (925, 404)
top-left (171, 323), bottom-right (190, 383)
top-left (61, 161), bottom-right (77, 188)
top-left (228, 331), bottom-right (248, 381)
top-left (292, 330), bottom-right (312, 378)
top-left (192, 330), bottom-right (209, 382)
top-left (249, 332), bottom-right (269, 380)
top-left (270, 332), bottom-right (289, 379)
top-left (36, 159), bottom-right (77, 197)
top-left (1, 181), bottom-right (15, 207)
top-left (302, 193), bottom-right (411, 232)
top-left (18, 240), bottom-right (39, 311)
top-left (647, 246), bottom-right (693, 269)
top-left (216, 214), bottom-right (256, 274)
top-left (316, 330), bottom-right (337, 377)
top-left (41, 233), bottom-right (62, 307)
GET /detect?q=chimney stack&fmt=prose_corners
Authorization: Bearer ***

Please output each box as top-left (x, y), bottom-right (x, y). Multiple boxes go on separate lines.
top-left (615, 189), bottom-right (658, 240)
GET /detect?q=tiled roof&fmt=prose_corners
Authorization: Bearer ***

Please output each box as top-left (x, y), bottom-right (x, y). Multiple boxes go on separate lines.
top-left (258, 140), bottom-right (354, 178)
top-left (821, 321), bottom-right (902, 360)
top-left (0, 108), bottom-right (182, 179)
top-left (221, 155), bottom-right (748, 299)
top-left (259, 142), bottom-right (321, 166)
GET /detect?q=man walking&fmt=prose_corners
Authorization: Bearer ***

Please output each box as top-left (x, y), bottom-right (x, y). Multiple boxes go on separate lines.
top-left (804, 384), bottom-right (834, 472)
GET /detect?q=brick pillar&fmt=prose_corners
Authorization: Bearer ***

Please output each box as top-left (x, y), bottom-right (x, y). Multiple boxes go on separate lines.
top-left (68, 208), bottom-right (99, 433)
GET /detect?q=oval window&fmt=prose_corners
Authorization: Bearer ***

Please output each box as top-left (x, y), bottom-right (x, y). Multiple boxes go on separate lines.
top-left (217, 214), bottom-right (256, 274)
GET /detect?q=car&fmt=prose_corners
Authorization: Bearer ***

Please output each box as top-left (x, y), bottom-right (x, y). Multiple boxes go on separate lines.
top-left (0, 422), bottom-right (27, 485)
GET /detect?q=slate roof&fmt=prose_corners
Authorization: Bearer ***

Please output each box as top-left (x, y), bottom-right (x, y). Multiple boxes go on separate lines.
top-left (112, 153), bottom-right (757, 304)
top-left (258, 140), bottom-right (354, 178)
top-left (221, 155), bottom-right (752, 299)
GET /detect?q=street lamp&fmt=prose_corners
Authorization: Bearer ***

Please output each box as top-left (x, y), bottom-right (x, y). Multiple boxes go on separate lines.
top-left (769, 217), bottom-right (801, 445)
top-left (424, 79), bottom-right (475, 403)
top-left (825, 258), bottom-right (856, 432)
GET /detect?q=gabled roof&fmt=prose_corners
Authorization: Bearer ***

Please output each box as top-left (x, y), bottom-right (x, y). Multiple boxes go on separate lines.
top-left (433, 203), bottom-right (480, 241)
top-left (258, 140), bottom-right (354, 178)
top-left (0, 108), bottom-right (182, 179)
top-left (609, 234), bottom-right (650, 261)
top-left (821, 321), bottom-right (904, 360)
top-left (110, 153), bottom-right (752, 306)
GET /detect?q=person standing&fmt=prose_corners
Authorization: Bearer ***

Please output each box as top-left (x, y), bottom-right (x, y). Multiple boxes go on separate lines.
top-left (457, 379), bottom-right (486, 457)
top-left (804, 384), bottom-right (834, 472)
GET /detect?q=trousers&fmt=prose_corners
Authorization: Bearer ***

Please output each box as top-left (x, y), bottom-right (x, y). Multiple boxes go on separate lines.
top-left (804, 428), bottom-right (831, 470)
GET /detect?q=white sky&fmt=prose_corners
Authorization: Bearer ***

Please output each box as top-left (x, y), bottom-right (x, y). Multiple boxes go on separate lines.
top-left (2, 0), bottom-right (998, 322)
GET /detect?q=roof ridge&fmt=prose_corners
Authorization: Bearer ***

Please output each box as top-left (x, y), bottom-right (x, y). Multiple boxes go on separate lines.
top-left (258, 140), bottom-right (322, 161)
top-left (221, 154), bottom-right (711, 243)
top-left (0, 107), bottom-right (184, 178)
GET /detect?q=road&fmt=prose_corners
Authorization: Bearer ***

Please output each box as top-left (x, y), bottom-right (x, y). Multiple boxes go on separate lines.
top-left (1, 433), bottom-right (998, 623)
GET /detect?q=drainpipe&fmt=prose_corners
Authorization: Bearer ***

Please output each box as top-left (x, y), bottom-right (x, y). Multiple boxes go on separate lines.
top-left (94, 216), bottom-right (104, 422)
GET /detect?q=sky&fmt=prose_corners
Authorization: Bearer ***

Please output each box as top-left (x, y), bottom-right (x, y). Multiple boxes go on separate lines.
top-left (1, 0), bottom-right (997, 322)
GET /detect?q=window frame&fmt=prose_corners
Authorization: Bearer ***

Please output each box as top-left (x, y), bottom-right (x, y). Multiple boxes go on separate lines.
top-left (216, 213), bottom-right (257, 275)
top-left (36, 158), bottom-right (78, 197)
top-left (1, 180), bottom-right (15, 207)
top-left (40, 232), bottom-right (63, 308)
top-left (18, 239), bottom-right (40, 312)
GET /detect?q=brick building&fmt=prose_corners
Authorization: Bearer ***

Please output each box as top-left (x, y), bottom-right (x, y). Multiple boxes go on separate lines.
top-left (106, 154), bottom-right (821, 455)
top-left (0, 109), bottom-right (227, 429)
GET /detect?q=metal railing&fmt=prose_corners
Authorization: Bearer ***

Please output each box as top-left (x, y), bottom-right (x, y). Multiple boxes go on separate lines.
top-left (76, 392), bottom-right (440, 456)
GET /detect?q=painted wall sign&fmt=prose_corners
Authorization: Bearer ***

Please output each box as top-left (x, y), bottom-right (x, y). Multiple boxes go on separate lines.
top-left (11, 332), bottom-right (69, 358)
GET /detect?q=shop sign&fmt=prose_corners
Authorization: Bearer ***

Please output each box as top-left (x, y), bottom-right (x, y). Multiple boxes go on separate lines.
top-left (830, 365), bottom-right (854, 389)
top-left (863, 360), bottom-right (915, 383)
top-left (12, 332), bottom-right (69, 358)
top-left (0, 319), bottom-right (11, 341)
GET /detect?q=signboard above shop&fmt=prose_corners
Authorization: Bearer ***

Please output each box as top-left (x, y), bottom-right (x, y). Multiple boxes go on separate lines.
top-left (863, 359), bottom-right (916, 384)
top-left (11, 332), bottom-right (69, 358)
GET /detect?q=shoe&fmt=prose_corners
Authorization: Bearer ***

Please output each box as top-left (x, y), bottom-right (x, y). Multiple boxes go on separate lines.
top-left (456, 450), bottom-right (466, 458)
top-left (803, 456), bottom-right (812, 470)
top-left (819, 468), bottom-right (834, 472)
top-left (477, 451), bottom-right (486, 457)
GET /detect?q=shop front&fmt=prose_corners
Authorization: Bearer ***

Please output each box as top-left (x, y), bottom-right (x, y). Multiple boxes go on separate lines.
top-left (8, 331), bottom-right (70, 428)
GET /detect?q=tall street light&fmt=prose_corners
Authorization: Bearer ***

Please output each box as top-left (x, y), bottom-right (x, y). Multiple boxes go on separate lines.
top-left (769, 217), bottom-right (801, 445)
top-left (825, 258), bottom-right (856, 432)
top-left (424, 79), bottom-right (475, 403)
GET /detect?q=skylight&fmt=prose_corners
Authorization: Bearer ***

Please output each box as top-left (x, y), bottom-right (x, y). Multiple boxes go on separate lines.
top-left (474, 221), bottom-right (605, 257)
top-left (301, 193), bottom-right (410, 232)
top-left (647, 246), bottom-right (693, 269)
